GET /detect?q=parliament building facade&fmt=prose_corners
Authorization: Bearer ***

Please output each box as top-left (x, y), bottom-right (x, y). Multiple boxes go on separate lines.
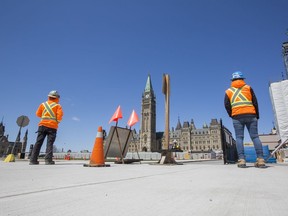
top-left (128, 75), bottom-right (225, 153)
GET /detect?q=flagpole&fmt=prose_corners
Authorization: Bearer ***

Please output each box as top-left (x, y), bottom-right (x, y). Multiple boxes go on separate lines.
top-left (115, 121), bottom-right (125, 164)
top-left (106, 105), bottom-right (124, 162)
top-left (122, 127), bottom-right (132, 157)
top-left (161, 74), bottom-right (178, 164)
top-left (163, 74), bottom-right (170, 150)
top-left (131, 128), bottom-right (141, 164)
top-left (126, 110), bottom-right (141, 163)
top-left (104, 126), bottom-right (115, 159)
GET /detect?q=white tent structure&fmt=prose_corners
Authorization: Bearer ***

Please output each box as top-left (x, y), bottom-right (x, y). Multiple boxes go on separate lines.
top-left (264, 41), bottom-right (288, 161)
top-left (269, 40), bottom-right (288, 143)
top-left (265, 40), bottom-right (288, 161)
top-left (269, 79), bottom-right (288, 142)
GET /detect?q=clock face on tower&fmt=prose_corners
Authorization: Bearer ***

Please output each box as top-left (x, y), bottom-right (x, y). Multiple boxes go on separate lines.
top-left (145, 94), bottom-right (149, 98)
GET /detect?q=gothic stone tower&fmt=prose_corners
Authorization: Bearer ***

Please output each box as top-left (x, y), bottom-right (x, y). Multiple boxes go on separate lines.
top-left (140, 75), bottom-right (157, 152)
top-left (282, 41), bottom-right (288, 79)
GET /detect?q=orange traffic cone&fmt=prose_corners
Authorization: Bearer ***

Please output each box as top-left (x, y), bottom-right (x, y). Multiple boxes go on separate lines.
top-left (84, 126), bottom-right (110, 167)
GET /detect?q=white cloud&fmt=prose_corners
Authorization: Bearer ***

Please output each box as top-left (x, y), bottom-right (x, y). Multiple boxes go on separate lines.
top-left (72, 117), bottom-right (80, 121)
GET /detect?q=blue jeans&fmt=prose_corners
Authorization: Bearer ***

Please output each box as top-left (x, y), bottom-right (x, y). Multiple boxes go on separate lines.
top-left (232, 117), bottom-right (264, 160)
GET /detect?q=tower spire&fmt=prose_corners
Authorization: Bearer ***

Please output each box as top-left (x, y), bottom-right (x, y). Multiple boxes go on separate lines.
top-left (145, 74), bottom-right (153, 93)
top-left (176, 116), bottom-right (182, 130)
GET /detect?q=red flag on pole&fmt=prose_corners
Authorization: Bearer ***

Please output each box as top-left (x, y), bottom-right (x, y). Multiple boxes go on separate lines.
top-left (109, 105), bottom-right (123, 124)
top-left (127, 109), bottom-right (139, 127)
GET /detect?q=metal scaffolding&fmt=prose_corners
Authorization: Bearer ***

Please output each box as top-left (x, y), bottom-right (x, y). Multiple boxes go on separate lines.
top-left (282, 41), bottom-right (288, 79)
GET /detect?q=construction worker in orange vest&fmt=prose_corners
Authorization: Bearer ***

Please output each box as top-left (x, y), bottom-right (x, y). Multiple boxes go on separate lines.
top-left (224, 72), bottom-right (265, 168)
top-left (29, 90), bottom-right (64, 165)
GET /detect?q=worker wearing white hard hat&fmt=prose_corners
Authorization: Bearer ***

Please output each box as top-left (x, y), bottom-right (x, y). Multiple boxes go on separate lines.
top-left (29, 90), bottom-right (64, 165)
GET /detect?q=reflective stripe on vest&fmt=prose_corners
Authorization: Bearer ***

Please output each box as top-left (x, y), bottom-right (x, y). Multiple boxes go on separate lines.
top-left (228, 86), bottom-right (253, 108)
top-left (42, 102), bottom-right (58, 121)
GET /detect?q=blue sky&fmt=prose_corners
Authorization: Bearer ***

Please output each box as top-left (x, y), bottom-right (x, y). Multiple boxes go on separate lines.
top-left (1, 0), bottom-right (287, 152)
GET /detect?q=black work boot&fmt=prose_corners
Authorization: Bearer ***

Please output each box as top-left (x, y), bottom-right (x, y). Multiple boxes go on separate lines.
top-left (29, 161), bottom-right (39, 165)
top-left (45, 160), bottom-right (55, 165)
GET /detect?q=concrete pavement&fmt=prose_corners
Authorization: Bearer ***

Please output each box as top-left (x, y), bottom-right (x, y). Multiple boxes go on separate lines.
top-left (1, 159), bottom-right (288, 216)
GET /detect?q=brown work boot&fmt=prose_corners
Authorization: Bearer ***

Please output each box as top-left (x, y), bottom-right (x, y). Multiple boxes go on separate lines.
top-left (237, 159), bottom-right (246, 168)
top-left (255, 158), bottom-right (266, 168)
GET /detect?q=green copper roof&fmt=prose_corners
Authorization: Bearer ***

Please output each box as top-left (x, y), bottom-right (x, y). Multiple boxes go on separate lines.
top-left (145, 75), bottom-right (153, 92)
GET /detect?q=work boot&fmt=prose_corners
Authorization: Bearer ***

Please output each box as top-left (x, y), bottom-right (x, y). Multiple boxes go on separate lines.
top-left (237, 159), bottom-right (246, 168)
top-left (45, 161), bottom-right (55, 165)
top-left (255, 158), bottom-right (266, 168)
top-left (29, 161), bottom-right (39, 165)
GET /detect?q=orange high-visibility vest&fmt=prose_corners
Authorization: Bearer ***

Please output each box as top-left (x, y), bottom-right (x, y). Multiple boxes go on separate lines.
top-left (36, 100), bottom-right (63, 129)
top-left (226, 85), bottom-right (256, 117)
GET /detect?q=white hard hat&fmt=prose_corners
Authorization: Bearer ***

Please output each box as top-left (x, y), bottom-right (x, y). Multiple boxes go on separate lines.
top-left (48, 90), bottom-right (60, 98)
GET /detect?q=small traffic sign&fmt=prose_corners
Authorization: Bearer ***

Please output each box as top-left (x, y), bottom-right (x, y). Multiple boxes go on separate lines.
top-left (16, 115), bottom-right (30, 127)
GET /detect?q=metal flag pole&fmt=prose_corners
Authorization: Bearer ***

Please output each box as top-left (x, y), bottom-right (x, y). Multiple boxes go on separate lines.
top-left (122, 127), bottom-right (132, 158)
top-left (104, 126), bottom-right (115, 159)
top-left (124, 109), bottom-right (141, 163)
top-left (265, 138), bottom-right (288, 162)
top-left (11, 122), bottom-right (24, 155)
top-left (133, 134), bottom-right (141, 164)
top-left (114, 121), bottom-right (125, 164)
top-left (106, 105), bottom-right (124, 163)
top-left (131, 128), bottom-right (141, 163)
top-left (5, 127), bottom-right (21, 156)
top-left (162, 74), bottom-right (170, 150)
top-left (160, 74), bottom-right (180, 164)
top-left (123, 127), bottom-right (141, 163)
